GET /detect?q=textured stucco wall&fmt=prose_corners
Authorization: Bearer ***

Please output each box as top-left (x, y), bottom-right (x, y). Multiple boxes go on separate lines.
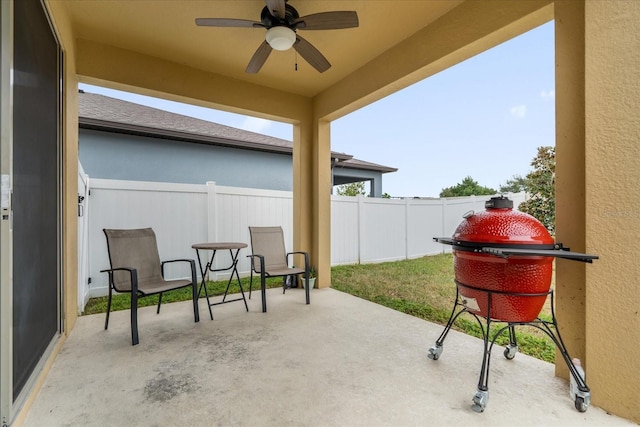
top-left (584, 0), bottom-right (640, 422)
top-left (554, 0), bottom-right (587, 383)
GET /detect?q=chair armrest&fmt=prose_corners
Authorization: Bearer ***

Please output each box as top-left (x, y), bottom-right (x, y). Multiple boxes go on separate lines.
top-left (100, 267), bottom-right (136, 274)
top-left (287, 251), bottom-right (309, 258)
top-left (161, 259), bottom-right (196, 280)
top-left (286, 251), bottom-right (310, 274)
top-left (161, 259), bottom-right (195, 266)
top-left (247, 254), bottom-right (265, 274)
top-left (100, 267), bottom-right (138, 294)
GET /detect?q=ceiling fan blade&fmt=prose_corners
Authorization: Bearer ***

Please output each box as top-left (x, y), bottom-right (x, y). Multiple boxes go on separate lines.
top-left (195, 18), bottom-right (263, 28)
top-left (246, 41), bottom-right (273, 73)
top-left (293, 35), bottom-right (331, 73)
top-left (294, 11), bottom-right (359, 30)
top-left (264, 0), bottom-right (286, 19)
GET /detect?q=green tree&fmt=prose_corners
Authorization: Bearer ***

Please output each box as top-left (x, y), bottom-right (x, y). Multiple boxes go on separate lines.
top-left (336, 181), bottom-right (367, 197)
top-left (499, 175), bottom-right (528, 193)
top-left (518, 146), bottom-right (555, 234)
top-left (440, 176), bottom-right (496, 198)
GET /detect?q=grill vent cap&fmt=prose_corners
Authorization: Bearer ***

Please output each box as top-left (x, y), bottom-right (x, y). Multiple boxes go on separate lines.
top-left (485, 196), bottom-right (513, 209)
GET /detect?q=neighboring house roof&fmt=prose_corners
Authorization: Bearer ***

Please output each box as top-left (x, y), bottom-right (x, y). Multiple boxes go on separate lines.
top-left (334, 158), bottom-right (397, 173)
top-left (78, 91), bottom-right (397, 174)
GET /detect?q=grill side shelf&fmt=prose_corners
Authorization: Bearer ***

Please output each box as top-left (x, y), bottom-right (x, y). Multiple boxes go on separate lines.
top-left (481, 247), bottom-right (599, 263)
top-left (433, 237), bottom-right (557, 251)
top-left (433, 237), bottom-right (599, 263)
top-left (433, 237), bottom-right (456, 245)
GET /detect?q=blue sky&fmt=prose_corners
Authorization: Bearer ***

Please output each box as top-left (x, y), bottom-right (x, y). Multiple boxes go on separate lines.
top-left (80, 21), bottom-right (554, 198)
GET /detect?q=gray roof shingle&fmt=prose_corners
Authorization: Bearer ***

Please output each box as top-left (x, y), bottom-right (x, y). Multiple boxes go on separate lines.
top-left (78, 91), bottom-right (396, 173)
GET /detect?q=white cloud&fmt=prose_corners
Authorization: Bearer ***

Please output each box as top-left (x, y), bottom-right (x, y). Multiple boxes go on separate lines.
top-left (510, 105), bottom-right (527, 119)
top-left (540, 89), bottom-right (555, 99)
top-left (241, 117), bottom-right (272, 133)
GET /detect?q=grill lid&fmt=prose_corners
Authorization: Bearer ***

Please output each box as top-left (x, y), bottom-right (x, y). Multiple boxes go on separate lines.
top-left (453, 197), bottom-right (554, 246)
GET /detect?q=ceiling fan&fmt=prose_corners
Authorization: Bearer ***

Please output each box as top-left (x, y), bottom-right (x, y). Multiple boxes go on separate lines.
top-left (195, 0), bottom-right (359, 73)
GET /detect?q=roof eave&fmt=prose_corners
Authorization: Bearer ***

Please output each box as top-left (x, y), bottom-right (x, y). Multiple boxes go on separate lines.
top-left (80, 117), bottom-right (355, 161)
top-left (79, 117), bottom-right (293, 155)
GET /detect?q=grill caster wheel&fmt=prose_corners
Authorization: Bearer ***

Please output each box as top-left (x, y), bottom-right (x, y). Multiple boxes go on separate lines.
top-left (571, 386), bottom-right (590, 412)
top-left (472, 389), bottom-right (489, 413)
top-left (504, 344), bottom-right (518, 360)
top-left (427, 345), bottom-right (443, 360)
top-left (575, 396), bottom-right (588, 413)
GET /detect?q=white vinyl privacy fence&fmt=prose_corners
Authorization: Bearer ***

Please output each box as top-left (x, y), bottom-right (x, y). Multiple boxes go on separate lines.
top-left (78, 177), bottom-right (525, 312)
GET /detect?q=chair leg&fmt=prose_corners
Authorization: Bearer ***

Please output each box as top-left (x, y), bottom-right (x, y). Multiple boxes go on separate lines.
top-left (249, 270), bottom-right (254, 299)
top-left (304, 259), bottom-right (310, 305)
top-left (104, 285), bottom-right (113, 330)
top-left (192, 282), bottom-right (200, 323)
top-left (190, 260), bottom-right (200, 323)
top-left (131, 292), bottom-right (139, 346)
top-left (261, 272), bottom-right (267, 313)
top-left (157, 292), bottom-right (163, 314)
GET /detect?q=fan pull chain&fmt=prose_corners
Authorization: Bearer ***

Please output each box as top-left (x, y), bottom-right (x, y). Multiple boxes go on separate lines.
top-left (295, 50), bottom-right (298, 71)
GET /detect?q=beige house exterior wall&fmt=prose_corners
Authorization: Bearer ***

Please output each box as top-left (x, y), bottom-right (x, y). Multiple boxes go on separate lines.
top-left (8, 0), bottom-right (638, 423)
top-left (584, 0), bottom-right (639, 419)
top-left (556, 1), bottom-right (640, 420)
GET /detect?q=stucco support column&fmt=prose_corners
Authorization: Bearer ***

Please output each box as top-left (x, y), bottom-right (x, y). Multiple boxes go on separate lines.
top-left (293, 115), bottom-right (331, 288)
top-left (556, 3), bottom-right (640, 422)
top-left (370, 178), bottom-right (382, 198)
top-left (583, 1), bottom-right (640, 422)
top-left (554, 0), bottom-right (586, 380)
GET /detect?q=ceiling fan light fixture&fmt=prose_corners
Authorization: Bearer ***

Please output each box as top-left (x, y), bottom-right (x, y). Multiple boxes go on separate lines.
top-left (265, 26), bottom-right (296, 51)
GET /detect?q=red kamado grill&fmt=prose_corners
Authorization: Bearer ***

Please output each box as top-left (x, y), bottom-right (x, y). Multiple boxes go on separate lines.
top-left (443, 196), bottom-right (554, 322)
top-left (429, 196), bottom-right (598, 414)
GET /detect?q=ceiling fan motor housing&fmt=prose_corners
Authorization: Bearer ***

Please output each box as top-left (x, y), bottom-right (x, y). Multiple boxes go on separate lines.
top-left (260, 4), bottom-right (299, 29)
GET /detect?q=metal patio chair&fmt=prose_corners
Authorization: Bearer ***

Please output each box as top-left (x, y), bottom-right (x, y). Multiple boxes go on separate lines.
top-left (102, 228), bottom-right (199, 345)
top-left (247, 226), bottom-right (310, 312)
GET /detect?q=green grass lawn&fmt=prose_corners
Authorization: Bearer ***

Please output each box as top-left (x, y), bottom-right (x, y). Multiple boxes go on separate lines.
top-left (83, 276), bottom-right (285, 314)
top-left (84, 253), bottom-right (556, 362)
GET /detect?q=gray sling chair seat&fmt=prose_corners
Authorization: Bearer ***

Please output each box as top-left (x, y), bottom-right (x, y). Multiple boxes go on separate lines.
top-left (248, 226), bottom-right (310, 312)
top-left (102, 228), bottom-right (199, 345)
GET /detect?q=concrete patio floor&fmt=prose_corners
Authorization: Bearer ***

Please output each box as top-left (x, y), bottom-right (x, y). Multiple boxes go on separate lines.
top-left (22, 288), bottom-right (634, 427)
